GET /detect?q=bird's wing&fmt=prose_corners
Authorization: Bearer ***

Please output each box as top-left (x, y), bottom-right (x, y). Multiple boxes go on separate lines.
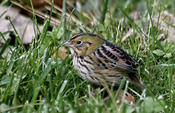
top-left (91, 41), bottom-right (138, 73)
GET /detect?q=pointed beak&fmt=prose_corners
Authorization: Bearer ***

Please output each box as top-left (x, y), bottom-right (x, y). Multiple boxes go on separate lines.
top-left (62, 40), bottom-right (72, 47)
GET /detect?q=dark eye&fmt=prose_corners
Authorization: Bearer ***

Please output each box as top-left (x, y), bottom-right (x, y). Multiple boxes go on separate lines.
top-left (76, 40), bottom-right (82, 45)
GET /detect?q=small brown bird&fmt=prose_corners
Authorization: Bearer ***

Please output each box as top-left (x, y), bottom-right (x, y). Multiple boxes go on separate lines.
top-left (63, 33), bottom-right (144, 90)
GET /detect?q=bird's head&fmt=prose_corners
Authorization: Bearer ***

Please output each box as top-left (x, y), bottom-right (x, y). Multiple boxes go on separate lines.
top-left (63, 33), bottom-right (105, 56)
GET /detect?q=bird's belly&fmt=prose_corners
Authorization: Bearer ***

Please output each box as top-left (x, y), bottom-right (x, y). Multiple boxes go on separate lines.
top-left (93, 69), bottom-right (125, 85)
top-left (73, 56), bottom-right (99, 83)
top-left (73, 56), bottom-right (125, 85)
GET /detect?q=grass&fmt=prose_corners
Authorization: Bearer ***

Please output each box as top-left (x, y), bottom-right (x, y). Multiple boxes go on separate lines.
top-left (0, 0), bottom-right (175, 112)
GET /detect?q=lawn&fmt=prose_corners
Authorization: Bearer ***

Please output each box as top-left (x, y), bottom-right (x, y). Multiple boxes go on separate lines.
top-left (0, 0), bottom-right (175, 113)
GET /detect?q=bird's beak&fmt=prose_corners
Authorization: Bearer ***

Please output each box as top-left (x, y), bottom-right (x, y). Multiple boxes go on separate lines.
top-left (63, 40), bottom-right (72, 47)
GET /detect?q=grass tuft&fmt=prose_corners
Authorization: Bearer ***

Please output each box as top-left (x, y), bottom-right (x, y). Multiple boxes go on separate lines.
top-left (0, 0), bottom-right (175, 112)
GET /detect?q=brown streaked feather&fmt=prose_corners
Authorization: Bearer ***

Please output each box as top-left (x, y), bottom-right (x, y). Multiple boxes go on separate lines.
top-left (64, 33), bottom-right (144, 90)
top-left (92, 43), bottom-right (137, 73)
top-left (102, 41), bottom-right (138, 72)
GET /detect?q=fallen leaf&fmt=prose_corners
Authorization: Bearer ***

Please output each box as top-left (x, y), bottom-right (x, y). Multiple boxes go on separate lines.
top-left (117, 90), bottom-right (136, 105)
top-left (0, 6), bottom-right (43, 44)
top-left (152, 11), bottom-right (175, 44)
top-left (57, 46), bottom-right (68, 59)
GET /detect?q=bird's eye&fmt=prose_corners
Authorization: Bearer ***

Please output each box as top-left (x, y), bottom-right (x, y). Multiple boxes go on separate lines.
top-left (76, 40), bottom-right (82, 45)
